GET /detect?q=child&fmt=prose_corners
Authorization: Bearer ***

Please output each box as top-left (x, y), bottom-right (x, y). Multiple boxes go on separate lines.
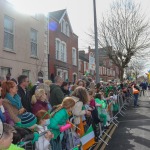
top-left (48, 97), bottom-right (75, 150)
top-left (15, 112), bottom-right (38, 150)
top-left (71, 87), bottom-right (91, 136)
top-left (95, 93), bottom-right (109, 129)
top-left (35, 110), bottom-right (53, 150)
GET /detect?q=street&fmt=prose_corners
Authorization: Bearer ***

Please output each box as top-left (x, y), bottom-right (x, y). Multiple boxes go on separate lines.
top-left (106, 94), bottom-right (150, 150)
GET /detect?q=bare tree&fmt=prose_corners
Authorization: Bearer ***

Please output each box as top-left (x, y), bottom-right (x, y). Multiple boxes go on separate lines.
top-left (89, 0), bottom-right (150, 81)
top-left (125, 59), bottom-right (144, 81)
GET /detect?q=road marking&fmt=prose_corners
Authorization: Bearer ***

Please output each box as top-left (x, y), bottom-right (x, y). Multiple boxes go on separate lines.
top-left (100, 125), bottom-right (117, 150)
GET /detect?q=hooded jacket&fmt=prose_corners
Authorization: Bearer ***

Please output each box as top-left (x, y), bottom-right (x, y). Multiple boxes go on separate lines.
top-left (50, 84), bottom-right (64, 107)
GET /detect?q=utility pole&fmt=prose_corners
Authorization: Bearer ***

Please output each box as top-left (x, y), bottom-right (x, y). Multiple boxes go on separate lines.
top-left (93, 0), bottom-right (100, 83)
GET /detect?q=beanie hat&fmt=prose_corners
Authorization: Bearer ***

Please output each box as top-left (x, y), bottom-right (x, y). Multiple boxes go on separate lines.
top-left (20, 112), bottom-right (37, 128)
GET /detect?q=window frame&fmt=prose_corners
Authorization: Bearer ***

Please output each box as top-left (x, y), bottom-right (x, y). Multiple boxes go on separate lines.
top-left (4, 15), bottom-right (15, 51)
top-left (72, 47), bottom-right (77, 66)
top-left (30, 28), bottom-right (38, 57)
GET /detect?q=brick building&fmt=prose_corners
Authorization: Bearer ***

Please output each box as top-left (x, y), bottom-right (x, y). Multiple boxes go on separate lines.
top-left (78, 51), bottom-right (89, 79)
top-left (78, 47), bottom-right (120, 82)
top-left (48, 9), bottom-right (78, 82)
top-left (89, 47), bottom-right (120, 81)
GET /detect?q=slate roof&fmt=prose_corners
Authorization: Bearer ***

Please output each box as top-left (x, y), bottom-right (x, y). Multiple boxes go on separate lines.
top-left (49, 9), bottom-right (66, 21)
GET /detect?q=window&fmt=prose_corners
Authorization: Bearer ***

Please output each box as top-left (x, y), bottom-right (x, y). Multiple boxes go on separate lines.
top-left (66, 23), bottom-right (69, 36)
top-left (4, 16), bottom-right (14, 50)
top-left (79, 60), bottom-right (81, 71)
top-left (61, 19), bottom-right (69, 36)
top-left (61, 42), bottom-right (67, 62)
top-left (31, 29), bottom-right (37, 57)
top-left (84, 62), bottom-right (86, 71)
top-left (0, 67), bottom-right (11, 79)
top-left (22, 69), bottom-right (30, 78)
top-left (63, 71), bottom-right (68, 81)
top-left (61, 19), bottom-right (66, 34)
top-left (72, 48), bottom-right (77, 66)
top-left (56, 39), bottom-right (61, 60)
top-left (55, 39), bottom-right (67, 62)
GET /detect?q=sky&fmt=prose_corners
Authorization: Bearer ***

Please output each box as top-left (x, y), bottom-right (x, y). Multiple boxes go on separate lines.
top-left (9, 0), bottom-right (150, 74)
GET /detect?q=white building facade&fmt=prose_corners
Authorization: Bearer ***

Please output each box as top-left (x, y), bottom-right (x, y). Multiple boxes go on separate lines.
top-left (0, 0), bottom-right (48, 83)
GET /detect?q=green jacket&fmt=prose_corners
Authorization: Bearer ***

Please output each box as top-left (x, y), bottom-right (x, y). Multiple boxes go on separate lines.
top-left (48, 108), bottom-right (69, 139)
top-left (50, 84), bottom-right (64, 106)
top-left (95, 98), bottom-right (106, 115)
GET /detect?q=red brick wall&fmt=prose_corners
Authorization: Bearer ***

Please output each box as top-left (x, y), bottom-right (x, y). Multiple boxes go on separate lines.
top-left (48, 14), bottom-right (78, 82)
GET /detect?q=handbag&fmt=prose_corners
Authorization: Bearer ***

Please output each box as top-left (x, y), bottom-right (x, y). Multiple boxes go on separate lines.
top-left (132, 87), bottom-right (139, 94)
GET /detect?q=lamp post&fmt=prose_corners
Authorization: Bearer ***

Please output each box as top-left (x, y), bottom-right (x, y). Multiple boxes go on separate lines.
top-left (93, 0), bottom-right (100, 83)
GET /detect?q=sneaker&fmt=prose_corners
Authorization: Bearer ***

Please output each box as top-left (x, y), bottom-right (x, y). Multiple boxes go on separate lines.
top-left (106, 122), bottom-right (110, 126)
top-left (104, 126), bottom-right (109, 130)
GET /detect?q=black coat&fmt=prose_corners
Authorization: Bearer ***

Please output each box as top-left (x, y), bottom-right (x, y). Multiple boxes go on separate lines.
top-left (17, 86), bottom-right (32, 112)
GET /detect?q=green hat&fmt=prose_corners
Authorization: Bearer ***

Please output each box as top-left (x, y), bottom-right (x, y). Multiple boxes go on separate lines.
top-left (20, 112), bottom-right (37, 128)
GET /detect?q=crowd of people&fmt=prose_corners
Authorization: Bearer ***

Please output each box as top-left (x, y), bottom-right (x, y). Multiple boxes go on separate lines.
top-left (0, 74), bottom-right (149, 150)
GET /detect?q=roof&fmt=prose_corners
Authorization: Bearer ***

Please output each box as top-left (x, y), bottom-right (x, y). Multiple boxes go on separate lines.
top-left (49, 9), bottom-right (74, 34)
top-left (49, 9), bottom-right (66, 21)
top-left (90, 48), bottom-right (108, 56)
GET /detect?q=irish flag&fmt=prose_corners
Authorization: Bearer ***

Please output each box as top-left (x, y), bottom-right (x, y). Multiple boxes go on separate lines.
top-left (80, 125), bottom-right (95, 150)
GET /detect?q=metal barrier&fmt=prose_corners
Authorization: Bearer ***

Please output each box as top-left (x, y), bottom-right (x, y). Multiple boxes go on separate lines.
top-left (17, 92), bottom-right (132, 150)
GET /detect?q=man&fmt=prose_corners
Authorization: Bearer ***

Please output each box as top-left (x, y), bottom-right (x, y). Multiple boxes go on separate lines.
top-left (50, 76), bottom-right (64, 106)
top-left (139, 81), bottom-right (148, 96)
top-left (17, 75), bottom-right (32, 112)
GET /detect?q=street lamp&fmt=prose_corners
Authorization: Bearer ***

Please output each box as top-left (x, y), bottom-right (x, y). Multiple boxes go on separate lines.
top-left (93, 0), bottom-right (100, 83)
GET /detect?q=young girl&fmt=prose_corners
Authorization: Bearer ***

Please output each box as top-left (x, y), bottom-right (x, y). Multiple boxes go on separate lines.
top-left (95, 93), bottom-right (109, 129)
top-left (47, 97), bottom-right (75, 150)
top-left (71, 86), bottom-right (91, 136)
top-left (35, 110), bottom-right (53, 150)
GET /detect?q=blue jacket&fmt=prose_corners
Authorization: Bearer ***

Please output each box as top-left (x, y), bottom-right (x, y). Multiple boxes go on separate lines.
top-left (0, 109), bottom-right (5, 122)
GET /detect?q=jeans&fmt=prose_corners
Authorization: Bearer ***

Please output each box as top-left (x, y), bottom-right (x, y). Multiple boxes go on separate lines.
top-left (134, 94), bottom-right (138, 106)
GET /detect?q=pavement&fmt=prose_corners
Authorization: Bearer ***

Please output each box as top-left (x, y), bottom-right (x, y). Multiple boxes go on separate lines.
top-left (105, 93), bottom-right (150, 150)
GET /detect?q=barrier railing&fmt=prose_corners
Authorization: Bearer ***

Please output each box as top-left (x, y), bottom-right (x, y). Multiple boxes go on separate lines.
top-left (17, 92), bottom-right (132, 150)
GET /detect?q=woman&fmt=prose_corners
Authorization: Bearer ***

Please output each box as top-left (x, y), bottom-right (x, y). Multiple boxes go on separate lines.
top-left (1, 81), bottom-right (26, 124)
top-left (31, 89), bottom-right (49, 115)
top-left (71, 86), bottom-right (91, 136)
top-left (76, 80), bottom-right (86, 87)
top-left (48, 97), bottom-right (75, 150)
top-left (132, 83), bottom-right (140, 107)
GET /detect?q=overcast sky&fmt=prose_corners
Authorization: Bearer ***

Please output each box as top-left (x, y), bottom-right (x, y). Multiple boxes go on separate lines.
top-left (10, 0), bottom-right (150, 74)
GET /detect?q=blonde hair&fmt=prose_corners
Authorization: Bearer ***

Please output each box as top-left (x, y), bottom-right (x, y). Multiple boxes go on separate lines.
top-left (51, 97), bottom-right (75, 117)
top-left (31, 89), bottom-right (45, 104)
top-left (37, 83), bottom-right (50, 99)
top-left (44, 80), bottom-right (52, 86)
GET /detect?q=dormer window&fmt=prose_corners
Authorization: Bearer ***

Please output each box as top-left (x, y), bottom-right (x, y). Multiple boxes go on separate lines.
top-left (66, 23), bottom-right (69, 36)
top-left (61, 19), bottom-right (70, 37)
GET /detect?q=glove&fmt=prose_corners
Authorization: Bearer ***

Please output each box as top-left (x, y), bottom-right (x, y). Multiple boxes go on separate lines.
top-left (32, 132), bottom-right (40, 144)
